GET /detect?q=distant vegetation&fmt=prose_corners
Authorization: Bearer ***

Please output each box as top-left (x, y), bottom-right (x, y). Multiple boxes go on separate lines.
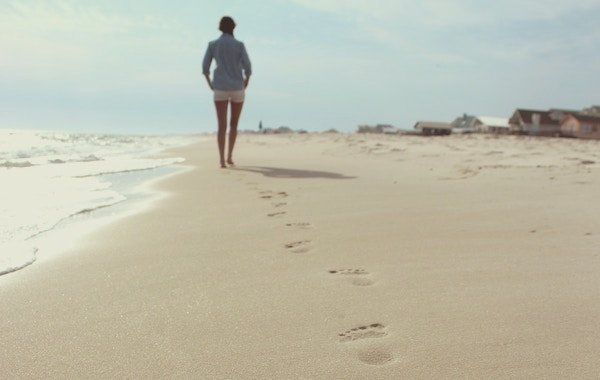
top-left (357, 124), bottom-right (399, 134)
top-left (242, 125), bottom-right (340, 134)
top-left (242, 126), bottom-right (309, 134)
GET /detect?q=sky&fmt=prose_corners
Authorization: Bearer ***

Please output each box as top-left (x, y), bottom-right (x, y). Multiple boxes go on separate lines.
top-left (1, 0), bottom-right (599, 134)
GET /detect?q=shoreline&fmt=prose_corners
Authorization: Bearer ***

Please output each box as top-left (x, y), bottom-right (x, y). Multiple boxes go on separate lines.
top-left (0, 130), bottom-right (200, 279)
top-left (25, 164), bottom-right (192, 267)
top-left (0, 149), bottom-right (194, 281)
top-left (2, 133), bottom-right (599, 378)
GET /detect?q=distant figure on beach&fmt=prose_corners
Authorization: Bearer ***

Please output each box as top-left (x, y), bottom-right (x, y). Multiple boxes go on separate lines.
top-left (203, 16), bottom-right (252, 168)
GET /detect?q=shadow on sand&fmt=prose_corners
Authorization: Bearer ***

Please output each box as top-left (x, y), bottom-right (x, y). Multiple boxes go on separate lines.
top-left (232, 166), bottom-right (356, 180)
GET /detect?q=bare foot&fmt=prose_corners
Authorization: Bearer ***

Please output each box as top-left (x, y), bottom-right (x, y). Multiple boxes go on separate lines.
top-left (227, 158), bottom-right (235, 166)
top-left (220, 161), bottom-right (227, 168)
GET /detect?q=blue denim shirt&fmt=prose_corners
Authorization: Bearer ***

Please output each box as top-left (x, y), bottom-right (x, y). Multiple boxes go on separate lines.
top-left (203, 34), bottom-right (252, 91)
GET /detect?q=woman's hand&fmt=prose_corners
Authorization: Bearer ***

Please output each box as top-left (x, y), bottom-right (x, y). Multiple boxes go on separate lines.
top-left (204, 74), bottom-right (214, 90)
top-left (244, 76), bottom-right (250, 89)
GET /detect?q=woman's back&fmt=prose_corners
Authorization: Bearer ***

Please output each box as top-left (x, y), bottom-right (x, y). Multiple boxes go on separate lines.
top-left (203, 34), bottom-right (251, 91)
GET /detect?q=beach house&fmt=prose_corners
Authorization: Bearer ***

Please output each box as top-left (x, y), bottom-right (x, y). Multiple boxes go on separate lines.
top-left (508, 109), bottom-right (562, 136)
top-left (473, 116), bottom-right (510, 134)
top-left (414, 121), bottom-right (452, 136)
top-left (450, 114), bottom-right (477, 133)
top-left (560, 114), bottom-right (600, 139)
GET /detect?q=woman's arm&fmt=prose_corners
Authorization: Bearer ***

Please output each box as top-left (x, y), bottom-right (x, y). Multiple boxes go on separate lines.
top-left (240, 43), bottom-right (252, 88)
top-left (202, 43), bottom-right (214, 90)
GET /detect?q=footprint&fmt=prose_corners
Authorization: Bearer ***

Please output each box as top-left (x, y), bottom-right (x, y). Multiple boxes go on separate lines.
top-left (284, 240), bottom-right (312, 253)
top-left (329, 269), bottom-right (368, 275)
top-left (338, 323), bottom-right (387, 342)
top-left (273, 202), bottom-right (287, 208)
top-left (328, 269), bottom-right (375, 286)
top-left (259, 191), bottom-right (288, 199)
top-left (357, 346), bottom-right (396, 366)
top-left (267, 211), bottom-right (286, 217)
top-left (458, 167), bottom-right (479, 178)
top-left (285, 222), bottom-right (313, 229)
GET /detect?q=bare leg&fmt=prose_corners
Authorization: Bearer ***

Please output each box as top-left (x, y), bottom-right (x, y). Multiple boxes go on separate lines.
top-left (227, 101), bottom-right (244, 165)
top-left (214, 101), bottom-right (228, 168)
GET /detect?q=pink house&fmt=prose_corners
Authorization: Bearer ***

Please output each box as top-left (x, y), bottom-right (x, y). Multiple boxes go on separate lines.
top-left (560, 114), bottom-right (600, 139)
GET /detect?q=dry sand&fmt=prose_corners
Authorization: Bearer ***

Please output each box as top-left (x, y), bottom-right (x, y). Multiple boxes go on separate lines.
top-left (2, 133), bottom-right (600, 378)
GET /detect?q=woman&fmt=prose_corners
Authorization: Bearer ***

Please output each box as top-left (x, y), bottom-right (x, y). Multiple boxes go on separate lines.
top-left (202, 16), bottom-right (252, 168)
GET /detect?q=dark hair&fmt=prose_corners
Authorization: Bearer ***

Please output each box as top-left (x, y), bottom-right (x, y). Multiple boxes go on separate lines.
top-left (219, 16), bottom-right (236, 35)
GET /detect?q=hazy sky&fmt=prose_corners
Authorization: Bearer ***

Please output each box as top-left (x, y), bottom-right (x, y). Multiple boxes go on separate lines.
top-left (1, 0), bottom-right (599, 134)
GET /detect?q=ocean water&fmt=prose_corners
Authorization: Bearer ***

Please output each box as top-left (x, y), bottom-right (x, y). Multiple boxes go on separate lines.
top-left (0, 129), bottom-right (195, 276)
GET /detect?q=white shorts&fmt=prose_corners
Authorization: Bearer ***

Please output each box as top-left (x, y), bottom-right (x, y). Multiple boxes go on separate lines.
top-left (213, 89), bottom-right (245, 103)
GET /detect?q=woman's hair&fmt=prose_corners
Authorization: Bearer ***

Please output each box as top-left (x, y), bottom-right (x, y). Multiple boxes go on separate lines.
top-left (219, 16), bottom-right (236, 35)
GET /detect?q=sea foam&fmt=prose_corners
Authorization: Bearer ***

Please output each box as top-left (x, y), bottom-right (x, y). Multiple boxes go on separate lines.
top-left (0, 129), bottom-right (194, 276)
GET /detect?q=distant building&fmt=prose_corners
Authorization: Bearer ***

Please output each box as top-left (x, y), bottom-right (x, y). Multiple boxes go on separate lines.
top-left (380, 125), bottom-right (399, 134)
top-left (548, 108), bottom-right (582, 120)
top-left (451, 114), bottom-right (477, 133)
top-left (413, 121), bottom-right (452, 136)
top-left (582, 105), bottom-right (600, 117)
top-left (560, 114), bottom-right (600, 139)
top-left (508, 109), bottom-right (562, 136)
top-left (473, 116), bottom-right (510, 134)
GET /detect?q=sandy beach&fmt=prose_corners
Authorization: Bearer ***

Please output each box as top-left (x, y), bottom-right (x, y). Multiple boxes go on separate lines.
top-left (2, 133), bottom-right (600, 378)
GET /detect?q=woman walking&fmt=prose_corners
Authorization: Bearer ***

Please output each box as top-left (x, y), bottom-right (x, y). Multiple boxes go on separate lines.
top-left (203, 16), bottom-right (252, 168)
